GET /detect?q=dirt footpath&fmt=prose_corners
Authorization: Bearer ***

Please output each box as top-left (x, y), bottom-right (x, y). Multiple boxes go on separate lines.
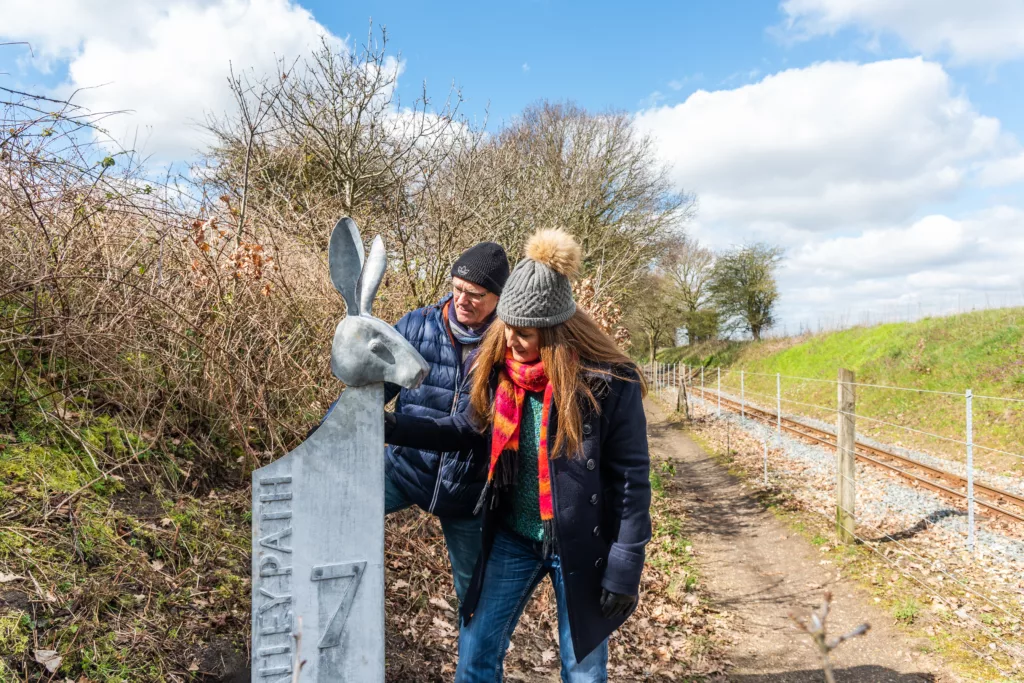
top-left (645, 400), bottom-right (957, 683)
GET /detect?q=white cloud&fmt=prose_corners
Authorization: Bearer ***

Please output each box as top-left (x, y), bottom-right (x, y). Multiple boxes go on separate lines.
top-left (635, 58), bottom-right (1003, 234)
top-left (777, 207), bottom-right (1024, 328)
top-left (789, 215), bottom-right (973, 279)
top-left (978, 151), bottom-right (1024, 187)
top-left (667, 73), bottom-right (702, 91)
top-left (2, 0), bottom-right (339, 160)
top-left (634, 57), bottom-right (1024, 330)
top-left (522, 62), bottom-right (530, 73)
top-left (780, 0), bottom-right (1024, 65)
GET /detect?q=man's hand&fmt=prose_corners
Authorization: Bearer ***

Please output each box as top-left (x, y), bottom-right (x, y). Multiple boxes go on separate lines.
top-left (600, 588), bottom-right (637, 619)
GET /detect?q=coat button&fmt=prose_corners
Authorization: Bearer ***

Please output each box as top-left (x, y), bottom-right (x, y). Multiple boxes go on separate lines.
top-left (592, 526), bottom-right (601, 537)
top-left (589, 494), bottom-right (598, 505)
top-left (583, 423), bottom-right (592, 436)
top-left (594, 557), bottom-right (604, 568)
top-left (586, 459), bottom-right (596, 471)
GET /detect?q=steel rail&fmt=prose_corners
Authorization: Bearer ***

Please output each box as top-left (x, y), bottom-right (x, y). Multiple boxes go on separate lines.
top-left (701, 388), bottom-right (1024, 525)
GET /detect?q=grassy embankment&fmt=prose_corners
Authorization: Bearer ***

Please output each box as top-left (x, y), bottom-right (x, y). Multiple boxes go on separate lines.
top-left (658, 307), bottom-right (1024, 475)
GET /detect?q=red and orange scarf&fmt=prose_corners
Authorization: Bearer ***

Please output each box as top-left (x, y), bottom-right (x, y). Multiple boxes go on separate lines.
top-left (477, 351), bottom-right (556, 544)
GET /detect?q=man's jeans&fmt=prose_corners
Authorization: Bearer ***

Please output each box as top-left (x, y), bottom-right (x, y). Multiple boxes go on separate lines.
top-left (455, 529), bottom-right (609, 683)
top-left (384, 468), bottom-right (481, 604)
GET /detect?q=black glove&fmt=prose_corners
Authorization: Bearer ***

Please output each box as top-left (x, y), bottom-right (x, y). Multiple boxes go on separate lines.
top-left (383, 411), bottom-right (396, 440)
top-left (600, 588), bottom-right (637, 619)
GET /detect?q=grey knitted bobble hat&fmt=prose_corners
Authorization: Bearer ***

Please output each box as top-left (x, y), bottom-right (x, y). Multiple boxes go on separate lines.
top-left (497, 228), bottom-right (582, 328)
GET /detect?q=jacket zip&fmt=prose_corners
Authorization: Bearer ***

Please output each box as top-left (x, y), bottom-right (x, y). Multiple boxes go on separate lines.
top-left (428, 359), bottom-right (461, 514)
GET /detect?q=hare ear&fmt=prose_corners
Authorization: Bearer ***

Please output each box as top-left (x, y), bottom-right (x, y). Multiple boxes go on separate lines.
top-left (357, 235), bottom-right (386, 317)
top-left (329, 217), bottom-right (365, 315)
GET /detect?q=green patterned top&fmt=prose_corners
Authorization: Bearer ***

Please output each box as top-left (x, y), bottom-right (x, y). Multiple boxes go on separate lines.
top-left (505, 392), bottom-right (546, 542)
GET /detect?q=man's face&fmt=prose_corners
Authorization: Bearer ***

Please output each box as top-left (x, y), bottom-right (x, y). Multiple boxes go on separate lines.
top-left (451, 277), bottom-right (498, 328)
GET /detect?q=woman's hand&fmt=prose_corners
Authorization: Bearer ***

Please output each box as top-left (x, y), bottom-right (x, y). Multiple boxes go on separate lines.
top-left (599, 588), bottom-right (637, 618)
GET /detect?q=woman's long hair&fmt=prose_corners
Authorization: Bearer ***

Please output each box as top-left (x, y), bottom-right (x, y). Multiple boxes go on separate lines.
top-left (470, 309), bottom-right (646, 459)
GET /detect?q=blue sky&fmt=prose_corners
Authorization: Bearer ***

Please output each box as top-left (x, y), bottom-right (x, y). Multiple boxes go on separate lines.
top-left (3, 0), bottom-right (1024, 332)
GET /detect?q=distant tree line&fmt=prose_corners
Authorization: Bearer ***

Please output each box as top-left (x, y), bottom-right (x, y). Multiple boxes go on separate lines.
top-left (627, 237), bottom-right (784, 361)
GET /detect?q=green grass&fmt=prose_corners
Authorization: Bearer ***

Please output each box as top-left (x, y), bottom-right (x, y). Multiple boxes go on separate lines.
top-left (659, 308), bottom-right (1024, 475)
top-left (892, 597), bottom-right (922, 624)
top-left (0, 369), bottom-right (251, 680)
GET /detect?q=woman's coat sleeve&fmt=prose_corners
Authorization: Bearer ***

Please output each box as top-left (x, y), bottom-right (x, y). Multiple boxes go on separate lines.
top-left (600, 377), bottom-right (652, 596)
top-left (385, 402), bottom-right (488, 455)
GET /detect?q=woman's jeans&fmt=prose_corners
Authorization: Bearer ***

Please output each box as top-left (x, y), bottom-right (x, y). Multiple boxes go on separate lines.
top-left (455, 529), bottom-right (609, 683)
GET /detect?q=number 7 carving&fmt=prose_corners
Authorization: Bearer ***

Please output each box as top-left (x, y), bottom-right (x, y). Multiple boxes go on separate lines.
top-left (311, 562), bottom-right (366, 649)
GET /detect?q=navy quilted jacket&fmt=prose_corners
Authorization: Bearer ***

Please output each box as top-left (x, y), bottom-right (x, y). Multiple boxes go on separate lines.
top-left (322, 294), bottom-right (485, 517)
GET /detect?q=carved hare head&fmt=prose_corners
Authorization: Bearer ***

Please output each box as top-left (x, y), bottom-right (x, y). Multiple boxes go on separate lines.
top-left (329, 217), bottom-right (429, 389)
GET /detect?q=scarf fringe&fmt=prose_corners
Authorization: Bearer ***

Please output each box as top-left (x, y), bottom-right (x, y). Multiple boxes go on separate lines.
top-left (473, 448), bottom-right (518, 515)
top-left (473, 481), bottom-right (490, 516)
top-left (541, 519), bottom-right (558, 559)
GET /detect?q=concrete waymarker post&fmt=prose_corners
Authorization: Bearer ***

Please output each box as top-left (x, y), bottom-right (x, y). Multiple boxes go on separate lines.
top-left (251, 217), bottom-right (428, 682)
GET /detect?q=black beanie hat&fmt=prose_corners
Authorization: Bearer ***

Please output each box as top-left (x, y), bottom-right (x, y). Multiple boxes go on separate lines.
top-left (451, 242), bottom-right (510, 294)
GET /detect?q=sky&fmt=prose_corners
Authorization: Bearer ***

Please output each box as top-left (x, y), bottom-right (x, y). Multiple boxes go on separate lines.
top-left (3, 0), bottom-right (1024, 333)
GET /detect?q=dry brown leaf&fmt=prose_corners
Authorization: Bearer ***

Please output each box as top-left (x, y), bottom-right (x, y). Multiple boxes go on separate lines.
top-left (34, 649), bottom-right (62, 673)
top-left (429, 596), bottom-right (453, 612)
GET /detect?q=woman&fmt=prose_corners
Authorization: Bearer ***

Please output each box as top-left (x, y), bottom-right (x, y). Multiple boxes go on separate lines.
top-left (386, 228), bottom-right (651, 682)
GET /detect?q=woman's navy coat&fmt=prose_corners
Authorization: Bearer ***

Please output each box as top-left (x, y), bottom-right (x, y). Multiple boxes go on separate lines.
top-left (386, 367), bottom-right (652, 661)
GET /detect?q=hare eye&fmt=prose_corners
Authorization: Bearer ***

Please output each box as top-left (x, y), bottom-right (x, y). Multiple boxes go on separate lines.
top-left (369, 339), bottom-right (385, 355)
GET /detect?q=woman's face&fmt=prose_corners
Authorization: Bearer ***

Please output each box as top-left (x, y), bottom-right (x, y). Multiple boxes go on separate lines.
top-left (504, 325), bottom-right (541, 363)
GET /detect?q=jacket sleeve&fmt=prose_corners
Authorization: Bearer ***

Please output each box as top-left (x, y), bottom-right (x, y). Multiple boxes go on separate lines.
top-left (600, 376), bottom-right (652, 597)
top-left (386, 403), bottom-right (488, 454)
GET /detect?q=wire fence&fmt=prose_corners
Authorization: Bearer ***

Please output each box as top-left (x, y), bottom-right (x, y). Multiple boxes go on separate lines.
top-left (645, 361), bottom-right (1024, 545)
top-left (643, 361), bottom-right (1024, 677)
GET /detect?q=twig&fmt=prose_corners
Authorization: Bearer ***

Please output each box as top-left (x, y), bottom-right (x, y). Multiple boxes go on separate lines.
top-left (789, 591), bottom-right (870, 683)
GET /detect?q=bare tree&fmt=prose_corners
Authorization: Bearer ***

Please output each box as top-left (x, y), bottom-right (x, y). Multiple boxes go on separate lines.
top-left (205, 27), bottom-right (481, 314)
top-left (663, 234), bottom-right (718, 342)
top-left (471, 101), bottom-right (697, 307)
top-left (627, 273), bottom-right (682, 362)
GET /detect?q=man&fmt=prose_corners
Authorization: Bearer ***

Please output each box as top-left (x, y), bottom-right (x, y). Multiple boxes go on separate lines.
top-left (322, 241), bottom-right (509, 603)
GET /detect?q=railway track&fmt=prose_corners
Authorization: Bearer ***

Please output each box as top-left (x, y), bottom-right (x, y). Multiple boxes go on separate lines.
top-left (678, 381), bottom-right (1024, 525)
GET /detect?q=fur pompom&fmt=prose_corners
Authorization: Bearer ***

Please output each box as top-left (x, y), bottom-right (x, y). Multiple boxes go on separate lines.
top-left (525, 228), bottom-right (582, 278)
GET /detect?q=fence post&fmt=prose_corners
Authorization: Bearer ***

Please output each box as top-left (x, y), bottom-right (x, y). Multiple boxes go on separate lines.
top-left (741, 370), bottom-right (745, 419)
top-left (677, 368), bottom-right (689, 418)
top-left (966, 389), bottom-right (975, 553)
top-left (776, 372), bottom-right (782, 446)
top-left (701, 366), bottom-right (705, 402)
top-left (836, 368), bottom-right (856, 544)
top-left (717, 367), bottom-right (721, 416)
